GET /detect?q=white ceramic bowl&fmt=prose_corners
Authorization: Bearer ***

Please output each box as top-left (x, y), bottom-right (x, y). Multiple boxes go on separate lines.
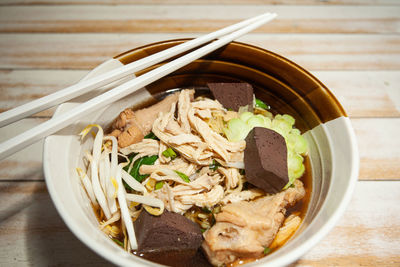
top-left (43, 41), bottom-right (359, 266)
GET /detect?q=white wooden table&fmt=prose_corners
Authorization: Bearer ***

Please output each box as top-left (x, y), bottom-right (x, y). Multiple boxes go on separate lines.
top-left (0, 1), bottom-right (399, 266)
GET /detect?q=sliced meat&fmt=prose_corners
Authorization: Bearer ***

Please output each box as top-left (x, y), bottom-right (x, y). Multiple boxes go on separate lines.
top-left (244, 127), bottom-right (289, 193)
top-left (207, 83), bottom-right (254, 112)
top-left (202, 180), bottom-right (305, 266)
top-left (109, 92), bottom-right (179, 147)
top-left (134, 210), bottom-right (203, 255)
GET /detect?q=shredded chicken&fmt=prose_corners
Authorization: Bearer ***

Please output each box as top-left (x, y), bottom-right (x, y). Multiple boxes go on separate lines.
top-left (221, 188), bottom-right (264, 205)
top-left (152, 92), bottom-right (245, 167)
top-left (140, 157), bottom-right (198, 177)
top-left (202, 180), bottom-right (306, 266)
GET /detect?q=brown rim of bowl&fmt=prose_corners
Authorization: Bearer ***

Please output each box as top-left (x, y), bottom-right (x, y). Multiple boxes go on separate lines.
top-left (113, 39), bottom-right (347, 125)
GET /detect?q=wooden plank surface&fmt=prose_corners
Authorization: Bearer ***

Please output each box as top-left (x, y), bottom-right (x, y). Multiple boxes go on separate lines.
top-left (2, 0), bottom-right (400, 6)
top-left (0, 181), bottom-right (399, 266)
top-left (294, 181), bottom-right (400, 267)
top-left (0, 33), bottom-right (399, 70)
top-left (0, 5), bottom-right (399, 34)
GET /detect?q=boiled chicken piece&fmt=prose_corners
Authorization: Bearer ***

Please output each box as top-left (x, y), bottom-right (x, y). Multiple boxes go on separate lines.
top-left (202, 180), bottom-right (305, 266)
top-left (109, 92), bottom-right (180, 147)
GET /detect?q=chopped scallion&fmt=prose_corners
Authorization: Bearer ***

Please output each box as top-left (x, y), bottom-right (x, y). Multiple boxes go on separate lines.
top-left (144, 132), bottom-right (159, 140)
top-left (263, 247), bottom-right (271, 254)
top-left (155, 181), bottom-right (164, 190)
top-left (174, 170), bottom-right (190, 183)
top-left (112, 238), bottom-right (124, 247)
top-left (202, 207), bottom-right (212, 214)
top-left (123, 154), bottom-right (158, 183)
top-left (209, 159), bottom-right (221, 171)
top-left (162, 147), bottom-right (177, 159)
top-left (255, 98), bottom-right (270, 110)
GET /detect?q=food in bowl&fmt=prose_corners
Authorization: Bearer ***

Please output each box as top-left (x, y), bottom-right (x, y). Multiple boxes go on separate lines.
top-left (76, 82), bottom-right (310, 266)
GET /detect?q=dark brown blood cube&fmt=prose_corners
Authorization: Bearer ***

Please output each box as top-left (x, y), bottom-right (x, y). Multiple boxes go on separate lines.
top-left (133, 210), bottom-right (203, 256)
top-left (244, 127), bottom-right (289, 193)
top-left (207, 83), bottom-right (254, 112)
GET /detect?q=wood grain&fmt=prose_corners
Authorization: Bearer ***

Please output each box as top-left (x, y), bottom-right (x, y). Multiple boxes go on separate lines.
top-left (0, 5), bottom-right (398, 34)
top-left (0, 180), bottom-right (398, 266)
top-left (0, 118), bottom-right (45, 181)
top-left (0, 181), bottom-right (113, 266)
top-left (0, 33), bottom-right (399, 70)
top-left (1, 0), bottom-right (400, 6)
top-left (312, 71), bottom-right (400, 118)
top-left (295, 181), bottom-right (400, 266)
top-left (353, 118), bottom-right (400, 180)
top-left (0, 70), bottom-right (87, 115)
top-left (1, 70), bottom-right (399, 118)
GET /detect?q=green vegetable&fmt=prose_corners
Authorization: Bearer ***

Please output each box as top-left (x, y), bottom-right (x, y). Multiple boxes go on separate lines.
top-left (155, 181), bottom-right (164, 190)
top-left (223, 108), bottom-right (309, 190)
top-left (255, 98), bottom-right (270, 110)
top-left (124, 154), bottom-right (158, 183)
top-left (246, 116), bottom-right (265, 128)
top-left (209, 159), bottom-right (221, 171)
top-left (263, 247), bottom-right (271, 254)
top-left (174, 170), bottom-right (190, 183)
top-left (162, 147), bottom-right (177, 159)
top-left (112, 238), bottom-right (124, 247)
top-left (282, 114), bottom-right (295, 126)
top-left (144, 132), bottom-right (159, 140)
top-left (223, 118), bottom-right (251, 142)
top-left (239, 111), bottom-right (253, 122)
top-left (200, 228), bottom-right (206, 233)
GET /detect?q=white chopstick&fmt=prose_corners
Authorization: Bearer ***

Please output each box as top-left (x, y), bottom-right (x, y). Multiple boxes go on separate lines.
top-left (0, 13), bottom-right (272, 128)
top-left (0, 13), bottom-right (277, 160)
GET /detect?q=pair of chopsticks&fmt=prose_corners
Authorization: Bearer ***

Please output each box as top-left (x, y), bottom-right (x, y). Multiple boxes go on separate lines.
top-left (0, 13), bottom-right (276, 160)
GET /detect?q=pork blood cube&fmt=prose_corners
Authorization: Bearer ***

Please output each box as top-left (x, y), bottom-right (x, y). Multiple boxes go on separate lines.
top-left (207, 83), bottom-right (254, 112)
top-left (244, 127), bottom-right (289, 193)
top-left (133, 210), bottom-right (203, 254)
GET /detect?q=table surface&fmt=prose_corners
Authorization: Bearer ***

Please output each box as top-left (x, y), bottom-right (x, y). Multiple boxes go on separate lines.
top-left (0, 1), bottom-right (399, 266)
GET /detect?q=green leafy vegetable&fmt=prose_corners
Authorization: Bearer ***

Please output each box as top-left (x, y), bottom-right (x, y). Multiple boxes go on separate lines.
top-left (144, 132), bottom-right (159, 140)
top-left (123, 154), bottom-right (158, 183)
top-left (209, 159), bottom-right (221, 171)
top-left (174, 170), bottom-right (190, 183)
top-left (255, 98), bottom-right (270, 110)
top-left (200, 228), bottom-right (207, 233)
top-left (263, 247), bottom-right (271, 254)
top-left (162, 147), bottom-right (177, 159)
top-left (112, 238), bottom-right (124, 247)
top-left (155, 181), bottom-right (164, 190)
top-left (223, 108), bottom-right (308, 189)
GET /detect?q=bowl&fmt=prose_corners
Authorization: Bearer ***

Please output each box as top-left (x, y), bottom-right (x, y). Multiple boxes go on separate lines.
top-left (43, 40), bottom-right (359, 266)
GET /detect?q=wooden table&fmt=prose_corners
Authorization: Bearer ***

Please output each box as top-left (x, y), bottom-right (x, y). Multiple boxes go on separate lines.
top-left (0, 1), bottom-right (399, 266)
